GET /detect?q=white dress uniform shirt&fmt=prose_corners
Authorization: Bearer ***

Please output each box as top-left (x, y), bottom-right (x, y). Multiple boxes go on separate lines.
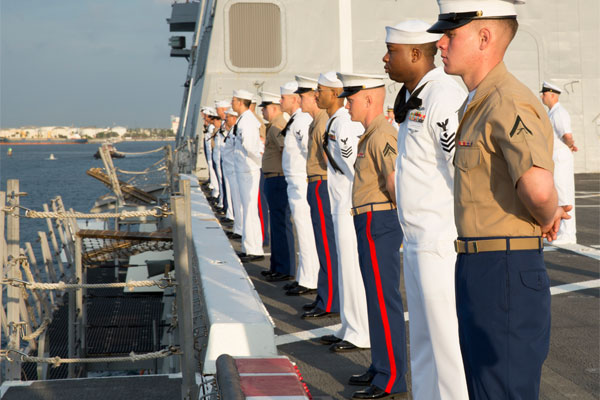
top-left (282, 108), bottom-right (319, 289)
top-left (396, 67), bottom-right (464, 248)
top-left (326, 107), bottom-right (371, 348)
top-left (548, 102), bottom-right (576, 243)
top-left (234, 110), bottom-right (263, 173)
top-left (395, 66), bottom-right (469, 400)
top-left (234, 110), bottom-right (264, 256)
top-left (282, 109), bottom-right (313, 177)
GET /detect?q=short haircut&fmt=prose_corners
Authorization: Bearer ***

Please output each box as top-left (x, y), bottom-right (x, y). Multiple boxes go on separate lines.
top-left (241, 99), bottom-right (251, 108)
top-left (416, 41), bottom-right (438, 57)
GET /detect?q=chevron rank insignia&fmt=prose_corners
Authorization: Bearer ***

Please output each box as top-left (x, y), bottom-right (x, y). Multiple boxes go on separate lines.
top-left (440, 131), bottom-right (456, 153)
top-left (383, 143), bottom-right (396, 157)
top-left (509, 116), bottom-right (533, 138)
top-left (341, 146), bottom-right (353, 158)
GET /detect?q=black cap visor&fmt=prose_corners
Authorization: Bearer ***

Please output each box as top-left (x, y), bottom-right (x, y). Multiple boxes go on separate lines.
top-left (294, 87), bottom-right (315, 94)
top-left (427, 17), bottom-right (473, 33)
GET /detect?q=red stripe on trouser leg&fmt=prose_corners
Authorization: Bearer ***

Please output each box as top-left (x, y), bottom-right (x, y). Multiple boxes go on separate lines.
top-left (315, 180), bottom-right (333, 312)
top-left (258, 189), bottom-right (265, 241)
top-left (366, 211), bottom-right (397, 393)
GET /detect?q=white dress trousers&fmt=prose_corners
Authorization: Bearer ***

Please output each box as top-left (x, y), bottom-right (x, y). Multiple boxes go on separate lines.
top-left (326, 108), bottom-right (370, 347)
top-left (204, 125), bottom-right (219, 196)
top-left (548, 102), bottom-right (577, 243)
top-left (212, 126), bottom-right (225, 208)
top-left (234, 110), bottom-right (264, 256)
top-left (282, 109), bottom-right (319, 289)
top-left (395, 67), bottom-right (468, 400)
top-left (220, 130), bottom-right (236, 222)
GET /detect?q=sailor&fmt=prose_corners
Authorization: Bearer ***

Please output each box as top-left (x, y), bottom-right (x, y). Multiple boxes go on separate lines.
top-left (202, 107), bottom-right (219, 200)
top-left (540, 81), bottom-right (578, 244)
top-left (231, 89), bottom-right (265, 262)
top-left (215, 100), bottom-right (234, 222)
top-left (209, 105), bottom-right (225, 212)
top-left (383, 20), bottom-right (468, 400)
top-left (279, 81), bottom-right (320, 296)
top-left (338, 72), bottom-right (408, 399)
top-left (251, 95), bottom-right (270, 246)
top-left (315, 71), bottom-right (370, 353)
top-left (214, 100), bottom-right (232, 216)
top-left (259, 91), bottom-right (296, 281)
top-left (294, 75), bottom-right (340, 318)
top-left (222, 108), bottom-right (242, 239)
top-left (429, 1), bottom-right (570, 398)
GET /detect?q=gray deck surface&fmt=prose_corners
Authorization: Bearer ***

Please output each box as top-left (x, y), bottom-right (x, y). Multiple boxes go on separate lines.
top-left (228, 173), bottom-right (599, 399)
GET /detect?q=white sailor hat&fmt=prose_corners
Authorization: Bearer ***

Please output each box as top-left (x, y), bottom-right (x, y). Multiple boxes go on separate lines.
top-left (232, 89), bottom-right (254, 101)
top-left (386, 20), bottom-right (441, 44)
top-left (428, 0), bottom-right (525, 33)
top-left (204, 106), bottom-right (218, 117)
top-left (215, 100), bottom-right (230, 109)
top-left (336, 73), bottom-right (387, 98)
top-left (318, 71), bottom-right (343, 88)
top-left (225, 108), bottom-right (238, 117)
top-left (541, 81), bottom-right (561, 94)
top-left (294, 75), bottom-right (318, 94)
top-left (259, 91), bottom-right (281, 107)
top-left (200, 105), bottom-right (210, 113)
top-left (281, 81), bottom-right (299, 96)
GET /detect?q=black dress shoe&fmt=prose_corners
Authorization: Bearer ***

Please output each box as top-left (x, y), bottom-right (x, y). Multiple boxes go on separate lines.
top-left (301, 308), bottom-right (339, 319)
top-left (348, 370), bottom-right (375, 386)
top-left (319, 334), bottom-right (342, 345)
top-left (229, 233), bottom-right (241, 239)
top-left (267, 272), bottom-right (293, 282)
top-left (240, 254), bottom-right (265, 263)
top-left (260, 270), bottom-right (274, 277)
top-left (330, 340), bottom-right (361, 352)
top-left (352, 385), bottom-right (398, 399)
top-left (236, 251), bottom-right (247, 257)
top-left (286, 285), bottom-right (317, 296)
top-left (283, 281), bottom-right (298, 290)
top-left (302, 300), bottom-right (318, 311)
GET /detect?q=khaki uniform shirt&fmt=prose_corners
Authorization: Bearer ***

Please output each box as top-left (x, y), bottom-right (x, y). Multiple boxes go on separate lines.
top-left (454, 62), bottom-right (554, 237)
top-left (261, 113), bottom-right (287, 174)
top-left (352, 114), bottom-right (398, 208)
top-left (306, 109), bottom-right (329, 177)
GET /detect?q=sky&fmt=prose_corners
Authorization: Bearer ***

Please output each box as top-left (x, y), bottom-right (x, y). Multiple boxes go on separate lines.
top-left (0, 0), bottom-right (190, 129)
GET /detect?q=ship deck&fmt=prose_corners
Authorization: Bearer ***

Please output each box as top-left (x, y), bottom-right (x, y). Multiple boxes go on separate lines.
top-left (215, 173), bottom-right (599, 400)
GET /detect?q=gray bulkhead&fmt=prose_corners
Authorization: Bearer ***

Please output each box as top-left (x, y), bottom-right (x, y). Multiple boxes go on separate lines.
top-left (177, 0), bottom-right (599, 173)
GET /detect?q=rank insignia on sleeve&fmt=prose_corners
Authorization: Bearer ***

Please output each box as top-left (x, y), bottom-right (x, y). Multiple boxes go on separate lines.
top-left (440, 131), bottom-right (456, 153)
top-left (383, 143), bottom-right (397, 157)
top-left (509, 115), bottom-right (533, 138)
top-left (341, 147), bottom-right (353, 158)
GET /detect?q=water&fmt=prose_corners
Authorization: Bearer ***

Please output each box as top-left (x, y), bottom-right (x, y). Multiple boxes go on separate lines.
top-left (0, 140), bottom-right (174, 248)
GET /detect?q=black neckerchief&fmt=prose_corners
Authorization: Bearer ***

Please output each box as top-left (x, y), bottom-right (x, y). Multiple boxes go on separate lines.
top-left (322, 117), bottom-right (344, 175)
top-left (394, 82), bottom-right (429, 124)
top-left (281, 114), bottom-right (296, 137)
